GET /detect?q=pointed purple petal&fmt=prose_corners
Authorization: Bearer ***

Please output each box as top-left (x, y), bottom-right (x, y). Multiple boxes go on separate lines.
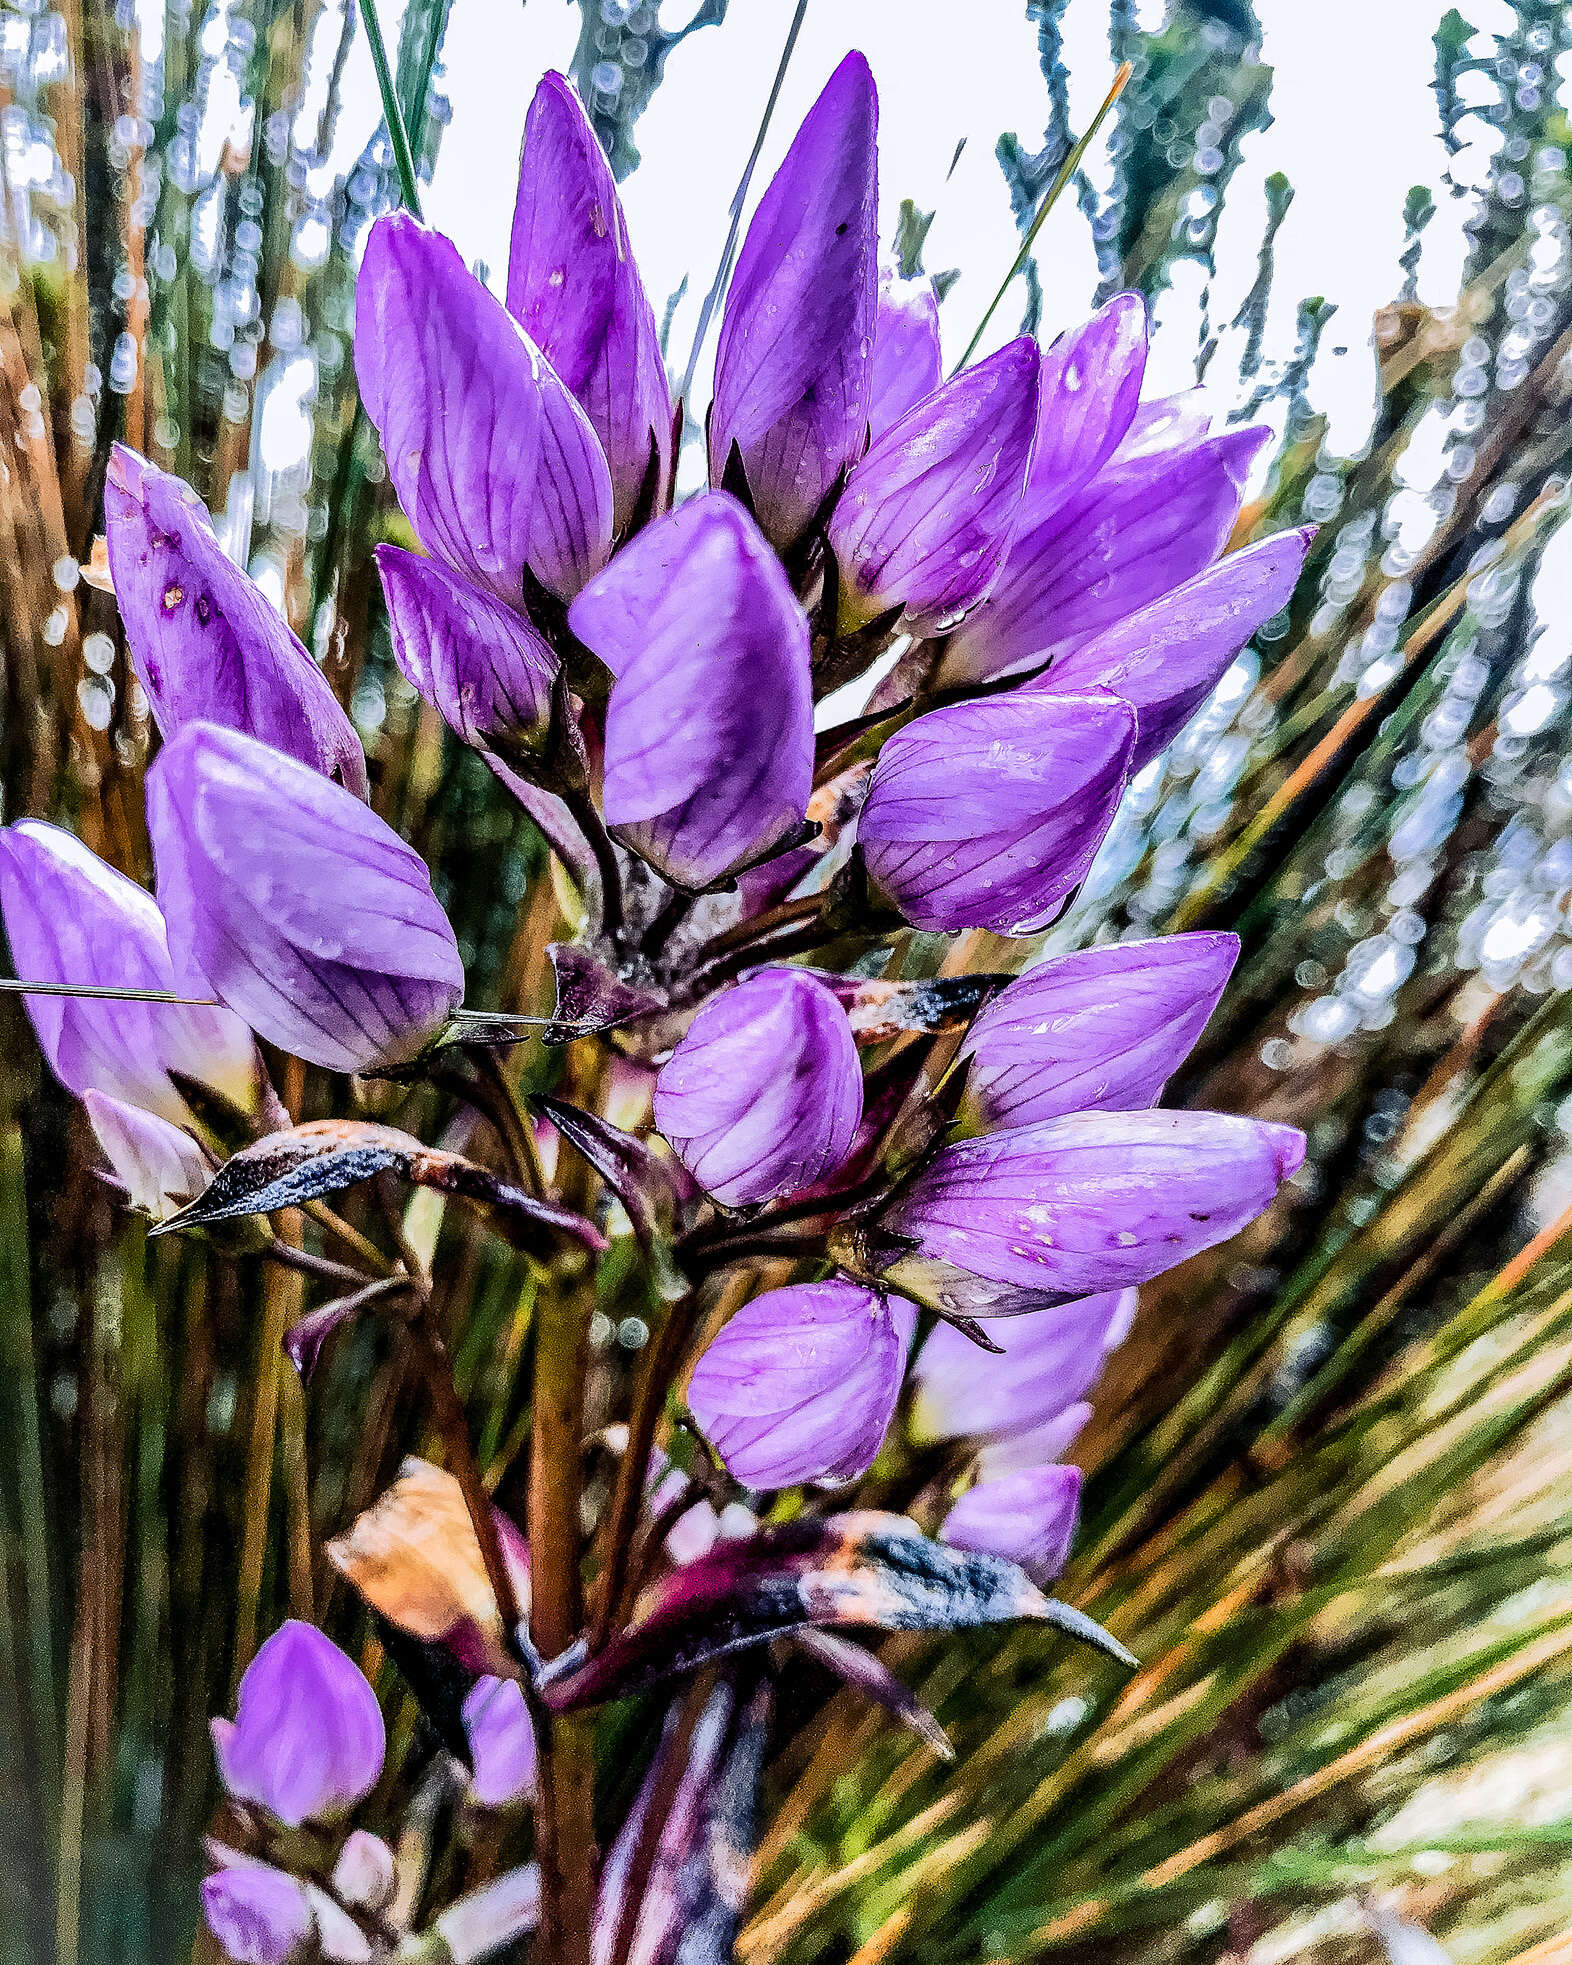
top-left (106, 448), bottom-right (367, 795)
top-left (911, 1289), bottom-right (1133, 1443)
top-left (829, 336), bottom-right (1040, 637)
top-left (356, 213), bottom-right (612, 603)
top-left (376, 545), bottom-right (556, 751)
top-left (147, 723), bottom-right (464, 1074)
top-left (654, 968), bottom-right (862, 1205)
top-left (1027, 528), bottom-right (1314, 767)
top-left (884, 1110), bottom-right (1306, 1299)
top-left (868, 271), bottom-right (942, 438)
top-left (1020, 294), bottom-right (1148, 527)
top-left (938, 426), bottom-right (1270, 688)
top-left (958, 933), bottom-right (1239, 1130)
top-left (0, 818), bottom-right (261, 1123)
top-left (687, 1281), bottom-right (915, 1487)
top-left (83, 1090), bottom-right (209, 1220)
top-left (857, 692), bottom-right (1136, 935)
top-left (709, 53), bottom-right (879, 547)
top-left (572, 493), bottom-right (814, 889)
top-left (506, 73), bottom-right (672, 532)
top-left (462, 1675), bottom-right (538, 1808)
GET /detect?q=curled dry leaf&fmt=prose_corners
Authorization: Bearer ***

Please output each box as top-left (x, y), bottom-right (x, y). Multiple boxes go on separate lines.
top-left (326, 1457), bottom-right (531, 1679)
top-left (812, 971), bottom-right (1009, 1046)
top-left (153, 1118), bottom-right (606, 1255)
top-left (795, 1629), bottom-right (953, 1759)
top-left (543, 1510), bottom-right (1133, 1709)
top-left (546, 943), bottom-right (667, 1044)
top-left (533, 1094), bottom-right (699, 1249)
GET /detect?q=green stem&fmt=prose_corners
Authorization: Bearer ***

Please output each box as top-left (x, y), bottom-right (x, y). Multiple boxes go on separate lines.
top-left (362, 0), bottom-right (423, 217)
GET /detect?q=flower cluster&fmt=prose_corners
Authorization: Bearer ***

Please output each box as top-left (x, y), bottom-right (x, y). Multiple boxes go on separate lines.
top-left (0, 50), bottom-right (1311, 1965)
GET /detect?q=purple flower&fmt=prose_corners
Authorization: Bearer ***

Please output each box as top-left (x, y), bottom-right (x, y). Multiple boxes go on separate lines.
top-left (570, 493), bottom-right (814, 890)
top-left (687, 1281), bottom-right (916, 1486)
top-left (1020, 294), bottom-right (1148, 528)
top-left (937, 426), bottom-right (1269, 688)
top-left (356, 213), bottom-right (612, 604)
top-left (856, 692), bottom-right (1136, 936)
top-left (981, 1400), bottom-right (1092, 1478)
top-left (0, 818), bottom-right (262, 1125)
top-left (84, 1090), bottom-right (209, 1220)
top-left (709, 53), bottom-right (878, 547)
top-left (910, 1289), bottom-right (1133, 1444)
top-left (210, 1620), bottom-right (385, 1827)
top-left (506, 73), bottom-right (672, 532)
top-left (868, 270), bottom-right (942, 439)
top-left (375, 545), bottom-right (556, 754)
top-left (462, 1675), bottom-right (538, 1809)
top-left (654, 968), bottom-right (862, 1206)
top-left (957, 934), bottom-right (1239, 1132)
top-left (201, 1867), bottom-right (313, 1965)
top-left (941, 1465), bottom-right (1082, 1583)
top-left (105, 449), bottom-right (368, 795)
top-left (147, 723), bottom-right (464, 1074)
top-left (1025, 528), bottom-right (1315, 769)
top-left (828, 336), bottom-right (1040, 637)
top-left (882, 1110), bottom-right (1306, 1308)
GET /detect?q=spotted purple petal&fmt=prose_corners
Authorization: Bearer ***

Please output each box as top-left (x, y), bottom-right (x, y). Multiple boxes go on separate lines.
top-left (938, 426), bottom-right (1270, 688)
top-left (210, 1620), bottom-right (384, 1827)
top-left (687, 1281), bottom-right (916, 1487)
top-left (942, 1465), bottom-right (1083, 1583)
top-left (375, 545), bottom-right (557, 753)
top-left (356, 212), bottom-right (612, 603)
top-left (507, 72), bottom-right (672, 531)
top-left (1026, 528), bottom-right (1315, 768)
top-left (868, 270), bottom-right (942, 438)
top-left (882, 1110), bottom-right (1306, 1303)
top-left (856, 692), bottom-right (1136, 935)
top-left (147, 723), bottom-right (464, 1074)
top-left (709, 53), bottom-right (878, 547)
top-left (571, 493), bottom-right (814, 889)
top-left (0, 818), bottom-right (262, 1125)
top-left (958, 934), bottom-right (1239, 1131)
top-left (654, 967), bottom-right (862, 1206)
top-left (829, 336), bottom-right (1040, 637)
top-left (105, 448), bottom-right (367, 795)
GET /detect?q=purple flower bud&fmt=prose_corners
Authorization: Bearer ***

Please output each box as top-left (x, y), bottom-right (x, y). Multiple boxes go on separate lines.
top-left (911, 1289), bottom-right (1133, 1444)
top-left (882, 1110), bottom-right (1306, 1306)
top-left (654, 968), bottom-right (862, 1205)
top-left (0, 819), bottom-right (262, 1125)
top-left (828, 336), bottom-right (1040, 638)
top-left (958, 934), bottom-right (1239, 1132)
top-left (210, 1620), bottom-right (384, 1827)
top-left (507, 73), bottom-right (672, 532)
top-left (84, 1090), bottom-right (209, 1220)
top-left (942, 1465), bottom-right (1082, 1583)
top-left (147, 724), bottom-right (465, 1074)
top-left (1025, 529), bottom-right (1315, 769)
top-left (331, 1832), bottom-right (396, 1914)
top-left (868, 271), bottom-right (942, 439)
top-left (356, 213), bottom-right (612, 604)
top-left (106, 449), bottom-right (367, 795)
top-left (857, 692), bottom-right (1136, 936)
top-left (1020, 295), bottom-right (1147, 528)
top-left (462, 1675), bottom-right (538, 1809)
top-left (709, 53), bottom-right (878, 547)
top-left (570, 494), bottom-right (814, 889)
top-left (201, 1866), bottom-right (313, 1965)
top-left (687, 1281), bottom-right (916, 1486)
top-left (375, 545), bottom-right (556, 753)
top-left (938, 427), bottom-right (1269, 688)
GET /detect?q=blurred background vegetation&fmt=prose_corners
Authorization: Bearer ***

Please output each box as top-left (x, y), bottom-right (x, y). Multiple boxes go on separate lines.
top-left (2, 1), bottom-right (1572, 1962)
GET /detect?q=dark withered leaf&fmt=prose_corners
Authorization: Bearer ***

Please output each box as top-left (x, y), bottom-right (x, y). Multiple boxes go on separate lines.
top-left (795, 1629), bottom-right (953, 1759)
top-left (814, 972), bottom-right (1008, 1046)
top-left (152, 1119), bottom-right (605, 1255)
top-left (534, 1094), bottom-right (698, 1246)
top-left (546, 942), bottom-right (666, 1044)
top-left (542, 1511), bottom-right (1132, 1708)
